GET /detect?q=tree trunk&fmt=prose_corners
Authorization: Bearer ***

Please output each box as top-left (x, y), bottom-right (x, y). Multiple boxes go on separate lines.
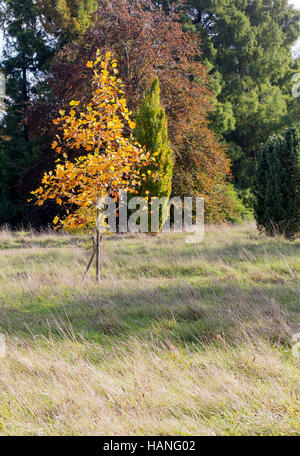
top-left (96, 207), bottom-right (101, 283)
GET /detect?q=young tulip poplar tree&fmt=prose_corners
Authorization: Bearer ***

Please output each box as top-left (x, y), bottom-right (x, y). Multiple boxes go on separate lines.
top-left (32, 51), bottom-right (154, 282)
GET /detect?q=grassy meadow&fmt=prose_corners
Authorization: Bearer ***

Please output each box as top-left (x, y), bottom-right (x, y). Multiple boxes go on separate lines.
top-left (0, 223), bottom-right (299, 436)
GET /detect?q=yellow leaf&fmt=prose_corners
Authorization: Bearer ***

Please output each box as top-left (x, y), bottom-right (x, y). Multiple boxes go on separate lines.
top-left (128, 121), bottom-right (136, 129)
top-left (86, 61), bottom-right (93, 68)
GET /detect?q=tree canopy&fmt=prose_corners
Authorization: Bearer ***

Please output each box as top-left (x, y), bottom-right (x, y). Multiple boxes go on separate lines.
top-left (0, 0), bottom-right (299, 228)
top-left (155, 0), bottom-right (300, 188)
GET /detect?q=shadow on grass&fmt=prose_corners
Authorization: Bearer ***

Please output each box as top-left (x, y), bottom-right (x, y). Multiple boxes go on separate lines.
top-left (110, 237), bottom-right (300, 262)
top-left (0, 278), bottom-right (298, 350)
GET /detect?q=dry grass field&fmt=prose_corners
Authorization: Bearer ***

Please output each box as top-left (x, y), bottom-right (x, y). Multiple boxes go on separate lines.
top-left (0, 223), bottom-right (299, 435)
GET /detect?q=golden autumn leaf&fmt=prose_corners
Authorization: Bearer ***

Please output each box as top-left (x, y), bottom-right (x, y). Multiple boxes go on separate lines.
top-left (32, 51), bottom-right (154, 231)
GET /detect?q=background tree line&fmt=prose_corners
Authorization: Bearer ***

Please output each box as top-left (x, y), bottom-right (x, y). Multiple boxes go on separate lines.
top-left (0, 0), bottom-right (300, 228)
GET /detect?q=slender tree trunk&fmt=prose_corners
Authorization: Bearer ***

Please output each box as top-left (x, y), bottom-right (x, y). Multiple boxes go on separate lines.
top-left (96, 207), bottom-right (101, 283)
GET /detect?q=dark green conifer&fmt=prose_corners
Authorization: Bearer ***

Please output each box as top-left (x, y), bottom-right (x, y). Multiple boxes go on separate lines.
top-left (135, 78), bottom-right (173, 230)
top-left (254, 127), bottom-right (300, 238)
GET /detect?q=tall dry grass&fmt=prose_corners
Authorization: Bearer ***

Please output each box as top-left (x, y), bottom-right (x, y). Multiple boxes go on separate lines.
top-left (0, 223), bottom-right (299, 435)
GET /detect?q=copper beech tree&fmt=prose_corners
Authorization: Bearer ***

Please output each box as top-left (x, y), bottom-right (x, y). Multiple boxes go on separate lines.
top-left (32, 51), bottom-right (154, 282)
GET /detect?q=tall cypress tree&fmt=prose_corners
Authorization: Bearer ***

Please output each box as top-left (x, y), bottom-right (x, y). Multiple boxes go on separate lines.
top-left (254, 127), bottom-right (300, 238)
top-left (135, 78), bottom-right (173, 230)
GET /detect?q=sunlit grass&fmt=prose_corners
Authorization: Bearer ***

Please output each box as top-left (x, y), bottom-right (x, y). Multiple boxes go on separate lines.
top-left (0, 223), bottom-right (299, 435)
